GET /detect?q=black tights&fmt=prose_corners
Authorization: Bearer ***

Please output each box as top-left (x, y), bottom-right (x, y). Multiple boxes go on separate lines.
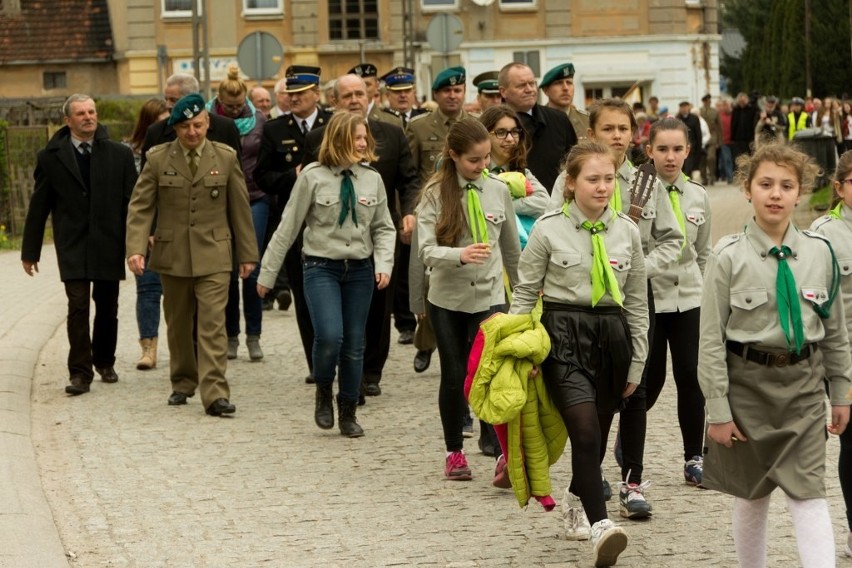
top-left (840, 426), bottom-right (852, 531)
top-left (562, 401), bottom-right (613, 525)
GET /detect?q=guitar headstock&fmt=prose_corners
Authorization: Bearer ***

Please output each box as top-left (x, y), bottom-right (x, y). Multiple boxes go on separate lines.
top-left (627, 162), bottom-right (658, 222)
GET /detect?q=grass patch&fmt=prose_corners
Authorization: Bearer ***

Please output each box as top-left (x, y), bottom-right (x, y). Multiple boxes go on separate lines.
top-left (810, 185), bottom-right (833, 211)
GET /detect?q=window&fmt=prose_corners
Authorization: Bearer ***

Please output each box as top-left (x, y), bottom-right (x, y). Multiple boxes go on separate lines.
top-left (243, 0), bottom-right (282, 16)
top-left (162, 0), bottom-right (201, 18)
top-left (512, 50), bottom-right (540, 77)
top-left (422, 0), bottom-right (457, 10)
top-left (43, 71), bottom-right (66, 90)
top-left (329, 0), bottom-right (379, 41)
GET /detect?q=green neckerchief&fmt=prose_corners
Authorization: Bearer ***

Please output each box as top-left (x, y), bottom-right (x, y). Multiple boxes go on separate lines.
top-left (609, 158), bottom-right (633, 213)
top-left (830, 201), bottom-right (843, 219)
top-left (338, 169), bottom-right (358, 227)
top-left (465, 183), bottom-right (489, 244)
top-left (563, 202), bottom-right (623, 307)
top-left (666, 173), bottom-right (688, 249)
top-left (769, 245), bottom-right (805, 354)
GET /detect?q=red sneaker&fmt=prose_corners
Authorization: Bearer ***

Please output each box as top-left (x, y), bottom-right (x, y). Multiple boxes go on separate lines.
top-left (444, 451), bottom-right (472, 481)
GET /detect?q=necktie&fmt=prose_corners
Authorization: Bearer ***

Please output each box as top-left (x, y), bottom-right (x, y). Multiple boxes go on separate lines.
top-left (338, 169), bottom-right (358, 227)
top-left (769, 245), bottom-right (804, 355)
top-left (563, 203), bottom-right (623, 307)
top-left (188, 149), bottom-right (198, 177)
top-left (301, 120), bottom-right (309, 135)
top-left (610, 177), bottom-right (623, 212)
top-left (667, 185), bottom-right (687, 249)
top-left (79, 142), bottom-right (91, 155)
top-left (465, 183), bottom-right (489, 244)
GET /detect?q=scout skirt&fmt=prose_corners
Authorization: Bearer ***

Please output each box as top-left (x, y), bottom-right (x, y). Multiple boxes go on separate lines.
top-left (703, 347), bottom-right (828, 500)
top-left (540, 302), bottom-right (633, 415)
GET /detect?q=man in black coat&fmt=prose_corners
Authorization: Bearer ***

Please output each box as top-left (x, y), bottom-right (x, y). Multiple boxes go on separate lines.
top-left (254, 66), bottom-right (334, 380)
top-left (730, 91), bottom-right (759, 163)
top-left (303, 73), bottom-right (421, 398)
top-left (21, 94), bottom-right (137, 395)
top-left (676, 101), bottom-right (704, 177)
top-left (499, 62), bottom-right (577, 193)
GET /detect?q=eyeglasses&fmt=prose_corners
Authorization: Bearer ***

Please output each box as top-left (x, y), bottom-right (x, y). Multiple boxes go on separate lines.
top-left (491, 128), bottom-right (523, 139)
top-left (842, 179), bottom-right (852, 186)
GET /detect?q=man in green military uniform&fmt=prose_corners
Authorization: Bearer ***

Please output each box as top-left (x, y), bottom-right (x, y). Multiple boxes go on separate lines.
top-left (473, 70), bottom-right (502, 112)
top-left (406, 66), bottom-right (472, 185)
top-left (350, 62), bottom-right (404, 128)
top-left (540, 62), bottom-right (589, 143)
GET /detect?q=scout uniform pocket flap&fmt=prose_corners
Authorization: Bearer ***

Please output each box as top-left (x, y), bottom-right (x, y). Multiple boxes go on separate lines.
top-left (837, 258), bottom-right (852, 276)
top-left (484, 212), bottom-right (506, 224)
top-left (685, 212), bottom-right (706, 226)
top-left (158, 176), bottom-right (182, 187)
top-left (609, 257), bottom-right (631, 272)
top-left (801, 287), bottom-right (829, 305)
top-left (549, 251), bottom-right (581, 269)
top-left (213, 228), bottom-right (232, 241)
top-left (730, 288), bottom-right (769, 311)
top-left (640, 207), bottom-right (657, 221)
top-left (316, 192), bottom-right (340, 207)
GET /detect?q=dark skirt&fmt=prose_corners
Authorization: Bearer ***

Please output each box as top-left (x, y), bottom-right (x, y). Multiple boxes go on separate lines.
top-left (540, 302), bottom-right (633, 415)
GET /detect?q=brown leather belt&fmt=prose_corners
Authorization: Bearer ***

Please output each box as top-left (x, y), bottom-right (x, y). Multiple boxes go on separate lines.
top-left (726, 341), bottom-right (815, 367)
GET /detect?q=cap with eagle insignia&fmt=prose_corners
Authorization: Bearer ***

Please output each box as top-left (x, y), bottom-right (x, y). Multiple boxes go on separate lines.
top-left (349, 63), bottom-right (378, 78)
top-left (539, 63), bottom-right (576, 89)
top-left (432, 66), bottom-right (466, 91)
top-left (167, 93), bottom-right (206, 125)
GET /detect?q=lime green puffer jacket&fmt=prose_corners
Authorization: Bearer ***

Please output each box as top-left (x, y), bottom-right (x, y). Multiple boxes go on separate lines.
top-left (468, 313), bottom-right (567, 508)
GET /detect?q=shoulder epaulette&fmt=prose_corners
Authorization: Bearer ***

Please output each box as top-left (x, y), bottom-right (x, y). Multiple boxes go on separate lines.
top-left (684, 178), bottom-right (706, 191)
top-left (408, 112), bottom-right (430, 125)
top-left (615, 210), bottom-right (639, 227)
top-left (809, 215), bottom-right (834, 231)
top-left (713, 233), bottom-right (741, 253)
top-left (382, 108), bottom-right (401, 118)
top-left (209, 140), bottom-right (236, 155)
top-left (146, 142), bottom-right (169, 155)
top-left (301, 162), bottom-right (323, 175)
top-left (356, 162), bottom-right (379, 174)
top-left (538, 208), bottom-right (565, 221)
top-left (575, 108), bottom-right (590, 116)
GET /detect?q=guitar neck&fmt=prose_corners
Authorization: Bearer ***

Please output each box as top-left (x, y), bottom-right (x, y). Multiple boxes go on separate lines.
top-left (627, 204), bottom-right (644, 222)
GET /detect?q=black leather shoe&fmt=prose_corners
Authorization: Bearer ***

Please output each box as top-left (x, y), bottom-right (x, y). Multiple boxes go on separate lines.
top-left (96, 366), bottom-right (119, 383)
top-left (305, 374), bottom-right (316, 384)
top-left (413, 349), bottom-right (433, 373)
top-left (397, 329), bottom-right (414, 345)
top-left (168, 391), bottom-right (192, 405)
top-left (65, 376), bottom-right (91, 396)
top-left (478, 422), bottom-right (499, 457)
top-left (206, 398), bottom-right (236, 416)
top-left (364, 382), bottom-right (381, 396)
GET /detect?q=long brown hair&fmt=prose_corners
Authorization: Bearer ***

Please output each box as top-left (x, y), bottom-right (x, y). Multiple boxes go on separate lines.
top-left (478, 105), bottom-right (528, 171)
top-left (129, 98), bottom-right (167, 152)
top-left (424, 118), bottom-right (490, 246)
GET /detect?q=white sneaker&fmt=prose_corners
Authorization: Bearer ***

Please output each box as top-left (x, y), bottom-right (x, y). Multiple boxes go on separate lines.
top-left (845, 531), bottom-right (852, 557)
top-left (562, 488), bottom-right (591, 541)
top-left (590, 519), bottom-right (628, 567)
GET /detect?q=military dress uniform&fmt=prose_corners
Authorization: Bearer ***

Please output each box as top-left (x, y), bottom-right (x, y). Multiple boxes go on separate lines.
top-left (698, 220), bottom-right (851, 499)
top-left (126, 133), bottom-right (258, 413)
top-left (407, 107), bottom-right (471, 185)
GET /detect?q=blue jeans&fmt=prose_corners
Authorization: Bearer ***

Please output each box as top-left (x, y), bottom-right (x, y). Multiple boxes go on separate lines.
top-left (719, 144), bottom-right (734, 183)
top-left (428, 302), bottom-right (506, 452)
top-left (135, 264), bottom-right (162, 339)
top-left (303, 257), bottom-right (374, 403)
top-left (226, 197), bottom-right (269, 337)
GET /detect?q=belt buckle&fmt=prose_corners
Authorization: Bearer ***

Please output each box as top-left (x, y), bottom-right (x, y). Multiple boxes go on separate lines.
top-left (774, 353), bottom-right (789, 367)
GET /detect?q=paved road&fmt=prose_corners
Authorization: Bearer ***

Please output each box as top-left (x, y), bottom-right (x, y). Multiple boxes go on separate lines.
top-left (3, 183), bottom-right (847, 567)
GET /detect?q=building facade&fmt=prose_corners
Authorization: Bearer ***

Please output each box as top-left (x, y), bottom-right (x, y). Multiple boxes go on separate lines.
top-left (0, 0), bottom-right (720, 109)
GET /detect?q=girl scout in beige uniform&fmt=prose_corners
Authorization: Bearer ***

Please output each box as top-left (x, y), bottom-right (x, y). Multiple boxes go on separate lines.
top-left (699, 143), bottom-right (851, 568)
top-left (416, 118), bottom-right (521, 482)
top-left (643, 118), bottom-right (712, 487)
top-left (258, 112), bottom-right (396, 438)
top-left (511, 141), bottom-right (648, 567)
top-left (809, 149), bottom-right (852, 557)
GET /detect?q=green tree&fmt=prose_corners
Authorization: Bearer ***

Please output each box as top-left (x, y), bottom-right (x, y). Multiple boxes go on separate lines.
top-left (722, 0), bottom-right (852, 98)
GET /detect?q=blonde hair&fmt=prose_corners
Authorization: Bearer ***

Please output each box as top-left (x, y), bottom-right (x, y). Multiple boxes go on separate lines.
top-left (218, 64), bottom-right (247, 98)
top-left (318, 111), bottom-right (377, 167)
top-left (561, 141), bottom-right (619, 200)
top-left (734, 142), bottom-right (821, 195)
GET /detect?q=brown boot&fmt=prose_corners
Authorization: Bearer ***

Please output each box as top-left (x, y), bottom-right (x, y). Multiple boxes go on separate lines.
top-left (136, 337), bottom-right (158, 370)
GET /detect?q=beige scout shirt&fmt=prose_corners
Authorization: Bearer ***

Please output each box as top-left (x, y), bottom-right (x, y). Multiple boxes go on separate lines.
top-left (416, 173), bottom-right (521, 313)
top-left (509, 205), bottom-right (649, 384)
top-left (406, 108), bottom-right (470, 185)
top-left (812, 205), bottom-right (852, 339)
top-left (698, 219), bottom-right (852, 423)
top-left (650, 177), bottom-right (712, 313)
top-left (547, 158), bottom-right (684, 278)
top-left (257, 162), bottom-right (397, 289)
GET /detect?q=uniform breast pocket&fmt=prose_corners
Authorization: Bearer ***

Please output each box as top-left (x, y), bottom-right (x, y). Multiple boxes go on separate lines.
top-left (314, 191), bottom-right (341, 226)
top-left (729, 287), bottom-right (771, 333)
top-left (685, 211), bottom-right (706, 244)
top-left (608, 255), bottom-right (632, 288)
top-left (484, 211), bottom-right (506, 242)
top-left (422, 141), bottom-right (444, 168)
top-left (203, 177), bottom-right (226, 199)
top-left (152, 228), bottom-right (174, 268)
top-left (837, 257), bottom-right (852, 278)
top-left (355, 193), bottom-right (379, 226)
top-left (548, 251), bottom-right (584, 288)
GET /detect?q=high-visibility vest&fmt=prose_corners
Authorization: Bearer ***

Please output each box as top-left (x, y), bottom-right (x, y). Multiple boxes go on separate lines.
top-left (787, 112), bottom-right (809, 140)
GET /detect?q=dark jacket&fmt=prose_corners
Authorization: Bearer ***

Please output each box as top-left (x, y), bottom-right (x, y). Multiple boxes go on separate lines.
top-left (207, 100), bottom-right (267, 202)
top-left (21, 124), bottom-right (137, 281)
top-left (140, 113), bottom-right (241, 171)
top-left (254, 109), bottom-right (334, 206)
top-left (303, 119), bottom-right (421, 224)
top-left (516, 103), bottom-right (577, 194)
top-left (731, 102), bottom-right (759, 145)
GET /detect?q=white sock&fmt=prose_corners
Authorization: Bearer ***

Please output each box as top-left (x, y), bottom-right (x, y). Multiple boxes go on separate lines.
top-left (733, 495), bottom-right (770, 568)
top-left (786, 495), bottom-right (835, 568)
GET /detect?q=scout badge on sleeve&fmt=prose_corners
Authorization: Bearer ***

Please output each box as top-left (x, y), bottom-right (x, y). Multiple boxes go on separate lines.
top-left (627, 162), bottom-right (657, 223)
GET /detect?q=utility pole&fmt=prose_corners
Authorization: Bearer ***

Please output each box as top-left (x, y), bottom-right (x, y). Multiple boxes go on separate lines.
top-left (191, 0), bottom-right (211, 99)
top-left (804, 0), bottom-right (812, 97)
